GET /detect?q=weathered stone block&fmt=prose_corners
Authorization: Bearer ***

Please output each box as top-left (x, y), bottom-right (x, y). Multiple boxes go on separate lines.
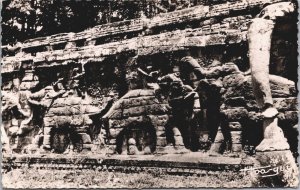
top-left (122, 89), bottom-right (154, 99)
top-left (157, 137), bottom-right (167, 146)
top-left (245, 99), bottom-right (260, 111)
top-left (69, 97), bottom-right (83, 105)
top-left (129, 116), bottom-right (145, 124)
top-left (145, 104), bottom-right (168, 115)
top-left (124, 98), bottom-right (141, 108)
top-left (84, 105), bottom-right (100, 114)
top-left (284, 111), bottom-right (298, 124)
top-left (110, 119), bottom-right (126, 128)
top-left (273, 98), bottom-right (297, 111)
top-left (44, 127), bottom-right (52, 135)
top-left (232, 143), bottom-right (242, 152)
top-left (57, 116), bottom-right (72, 126)
top-left (70, 115), bottom-right (84, 126)
top-left (222, 107), bottom-right (248, 121)
top-left (248, 111), bottom-right (262, 121)
top-left (83, 115), bottom-right (93, 125)
top-left (105, 145), bottom-right (116, 154)
top-left (147, 116), bottom-right (160, 126)
top-left (223, 85), bottom-right (252, 99)
top-left (224, 97), bottom-right (246, 108)
top-left (123, 106), bottom-right (146, 117)
top-left (108, 139), bottom-right (116, 145)
top-left (156, 130), bottom-right (166, 137)
top-left (224, 75), bottom-right (296, 99)
top-left (19, 82), bottom-right (37, 90)
top-left (139, 90), bottom-right (156, 97)
top-left (22, 72), bottom-right (34, 81)
top-left (69, 105), bottom-right (82, 115)
top-left (79, 133), bottom-right (92, 144)
top-left (222, 73), bottom-right (245, 87)
top-left (231, 131), bottom-right (242, 144)
top-left (44, 117), bottom-right (55, 127)
top-left (44, 135), bottom-right (51, 145)
top-left (156, 124), bottom-right (165, 131)
top-left (82, 144), bottom-right (94, 150)
top-left (148, 114), bottom-right (169, 127)
top-left (52, 98), bottom-right (67, 108)
top-left (106, 109), bottom-right (123, 120)
top-left (109, 128), bottom-right (123, 138)
top-left (269, 75), bottom-right (296, 97)
top-left (254, 150), bottom-right (299, 187)
top-left (76, 126), bottom-right (89, 133)
top-left (48, 107), bottom-right (72, 116)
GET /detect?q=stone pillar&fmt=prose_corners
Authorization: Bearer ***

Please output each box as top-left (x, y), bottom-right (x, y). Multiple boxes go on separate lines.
top-left (248, 12), bottom-right (298, 186)
top-left (253, 118), bottom-right (298, 187)
top-left (248, 18), bottom-right (275, 109)
top-left (255, 118), bottom-right (289, 152)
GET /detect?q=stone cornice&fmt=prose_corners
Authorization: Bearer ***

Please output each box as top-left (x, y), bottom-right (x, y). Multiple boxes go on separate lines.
top-left (1, 0), bottom-right (290, 72)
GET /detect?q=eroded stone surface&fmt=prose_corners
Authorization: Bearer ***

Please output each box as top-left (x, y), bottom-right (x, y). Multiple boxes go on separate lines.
top-left (1, 1), bottom-right (297, 171)
top-left (253, 150), bottom-right (299, 187)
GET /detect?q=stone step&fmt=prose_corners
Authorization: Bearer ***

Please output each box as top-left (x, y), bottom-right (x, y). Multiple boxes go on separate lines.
top-left (2, 152), bottom-right (253, 172)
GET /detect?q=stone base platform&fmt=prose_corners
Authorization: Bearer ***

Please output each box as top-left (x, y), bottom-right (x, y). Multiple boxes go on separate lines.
top-left (2, 152), bottom-right (254, 175)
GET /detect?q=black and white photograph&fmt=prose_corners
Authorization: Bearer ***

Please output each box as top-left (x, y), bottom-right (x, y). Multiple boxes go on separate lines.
top-left (1, 0), bottom-right (299, 188)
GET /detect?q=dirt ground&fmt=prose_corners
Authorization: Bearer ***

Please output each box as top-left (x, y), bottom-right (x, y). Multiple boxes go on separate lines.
top-left (2, 168), bottom-right (252, 188)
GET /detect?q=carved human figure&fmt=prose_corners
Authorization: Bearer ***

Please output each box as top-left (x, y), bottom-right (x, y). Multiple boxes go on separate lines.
top-left (1, 91), bottom-right (30, 122)
top-left (180, 56), bottom-right (238, 79)
top-left (248, 2), bottom-right (295, 118)
top-left (157, 72), bottom-right (197, 150)
top-left (1, 91), bottom-right (30, 151)
top-left (180, 56), bottom-right (240, 146)
top-left (138, 64), bottom-right (199, 150)
top-left (70, 68), bottom-right (86, 98)
top-left (137, 66), bottom-right (160, 91)
top-left (90, 91), bottom-right (115, 144)
top-left (23, 84), bottom-right (67, 150)
top-left (181, 56), bottom-right (245, 149)
top-left (123, 57), bottom-right (145, 90)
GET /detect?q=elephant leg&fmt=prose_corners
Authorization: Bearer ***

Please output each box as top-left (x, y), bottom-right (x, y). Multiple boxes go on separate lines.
top-left (164, 117), bottom-right (175, 146)
top-left (189, 117), bottom-right (200, 151)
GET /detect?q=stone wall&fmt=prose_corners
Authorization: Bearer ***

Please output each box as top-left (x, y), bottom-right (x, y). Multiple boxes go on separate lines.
top-left (1, 0), bottom-right (297, 156)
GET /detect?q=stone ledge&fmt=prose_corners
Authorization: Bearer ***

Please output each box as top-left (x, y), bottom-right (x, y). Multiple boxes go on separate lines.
top-left (2, 152), bottom-right (253, 172)
top-left (1, 0), bottom-right (287, 70)
top-left (17, 0), bottom-right (282, 50)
